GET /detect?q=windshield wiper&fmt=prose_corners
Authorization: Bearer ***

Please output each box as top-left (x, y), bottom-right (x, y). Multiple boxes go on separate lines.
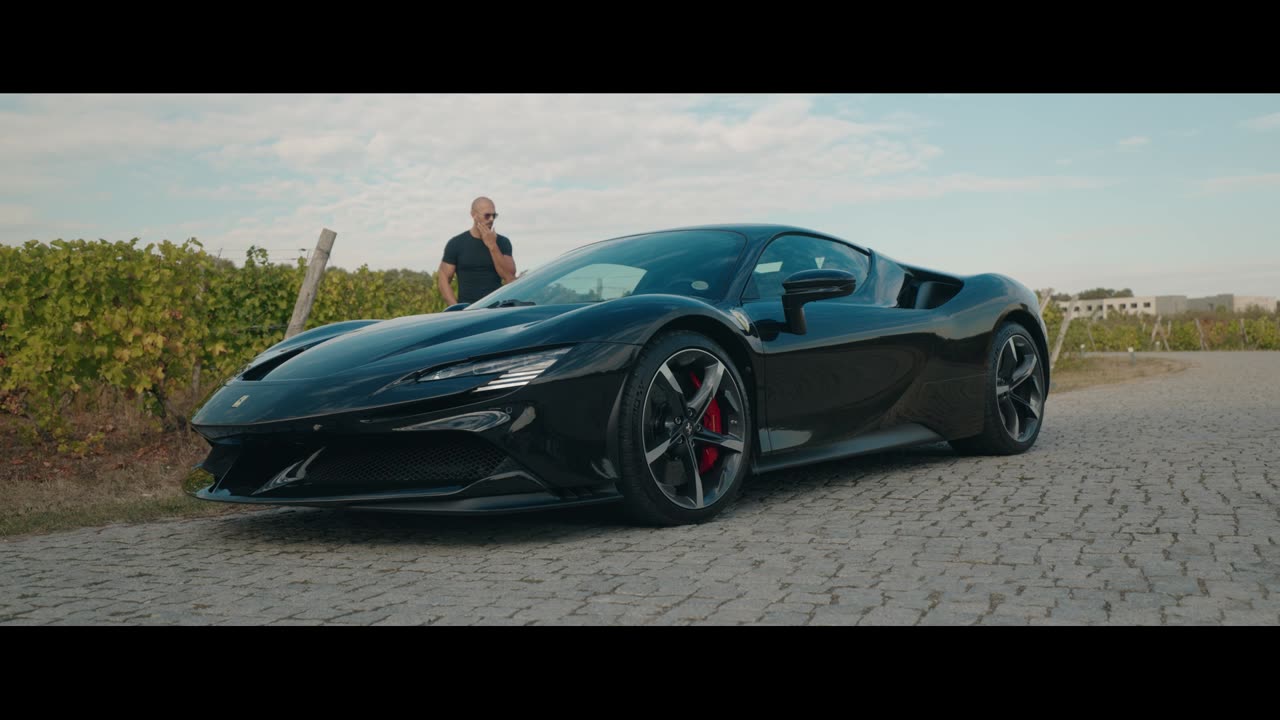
top-left (488, 299), bottom-right (536, 308)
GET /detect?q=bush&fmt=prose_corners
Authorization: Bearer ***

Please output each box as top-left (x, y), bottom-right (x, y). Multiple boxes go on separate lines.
top-left (1, 239), bottom-right (449, 444)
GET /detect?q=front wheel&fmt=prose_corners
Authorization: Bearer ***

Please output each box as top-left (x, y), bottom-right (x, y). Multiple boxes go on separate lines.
top-left (617, 331), bottom-right (753, 526)
top-left (950, 321), bottom-right (1046, 456)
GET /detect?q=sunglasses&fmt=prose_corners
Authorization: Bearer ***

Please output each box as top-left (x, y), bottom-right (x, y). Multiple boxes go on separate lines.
top-left (480, 213), bottom-right (499, 220)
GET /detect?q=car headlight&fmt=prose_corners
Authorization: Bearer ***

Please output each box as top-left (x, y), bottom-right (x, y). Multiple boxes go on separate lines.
top-left (419, 347), bottom-right (572, 392)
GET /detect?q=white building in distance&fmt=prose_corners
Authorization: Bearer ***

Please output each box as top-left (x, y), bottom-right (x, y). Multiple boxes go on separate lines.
top-left (1055, 293), bottom-right (1276, 318)
top-left (1185, 294), bottom-right (1279, 313)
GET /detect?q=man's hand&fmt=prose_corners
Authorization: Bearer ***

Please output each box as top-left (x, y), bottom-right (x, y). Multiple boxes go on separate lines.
top-left (478, 223), bottom-right (499, 251)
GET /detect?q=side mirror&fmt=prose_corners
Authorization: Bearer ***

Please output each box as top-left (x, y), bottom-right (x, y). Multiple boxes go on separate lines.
top-left (781, 269), bottom-right (856, 334)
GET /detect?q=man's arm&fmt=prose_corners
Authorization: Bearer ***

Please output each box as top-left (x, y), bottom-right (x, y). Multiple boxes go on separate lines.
top-left (488, 242), bottom-right (517, 284)
top-left (437, 261), bottom-right (458, 306)
top-left (478, 228), bottom-right (517, 284)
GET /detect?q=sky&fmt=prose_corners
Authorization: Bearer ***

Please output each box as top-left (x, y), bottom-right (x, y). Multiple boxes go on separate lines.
top-left (1, 93), bottom-right (1277, 298)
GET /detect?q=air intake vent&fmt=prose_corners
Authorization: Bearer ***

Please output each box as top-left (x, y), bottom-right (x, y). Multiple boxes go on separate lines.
top-left (249, 433), bottom-right (509, 497)
top-left (241, 347), bottom-right (307, 381)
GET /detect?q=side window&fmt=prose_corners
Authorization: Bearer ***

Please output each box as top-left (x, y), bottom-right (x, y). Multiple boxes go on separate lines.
top-left (745, 235), bottom-right (869, 300)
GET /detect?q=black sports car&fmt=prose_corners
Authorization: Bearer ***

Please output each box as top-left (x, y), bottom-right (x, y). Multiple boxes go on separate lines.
top-left (183, 224), bottom-right (1049, 525)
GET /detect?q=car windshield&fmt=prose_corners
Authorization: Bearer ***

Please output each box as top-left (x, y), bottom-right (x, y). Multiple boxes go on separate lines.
top-left (468, 229), bottom-right (747, 309)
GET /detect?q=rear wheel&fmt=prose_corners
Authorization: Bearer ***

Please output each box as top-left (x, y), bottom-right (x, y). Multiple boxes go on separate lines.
top-left (950, 321), bottom-right (1046, 456)
top-left (617, 331), bottom-right (752, 526)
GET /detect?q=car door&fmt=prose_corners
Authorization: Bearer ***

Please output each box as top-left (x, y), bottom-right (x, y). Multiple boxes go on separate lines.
top-left (740, 234), bottom-right (934, 455)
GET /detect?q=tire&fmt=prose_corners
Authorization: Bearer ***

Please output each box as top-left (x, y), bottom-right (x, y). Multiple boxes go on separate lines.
top-left (949, 321), bottom-right (1046, 456)
top-left (616, 330), bottom-right (753, 526)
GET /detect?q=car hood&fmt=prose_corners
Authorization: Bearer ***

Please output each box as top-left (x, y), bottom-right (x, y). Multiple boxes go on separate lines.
top-left (258, 304), bottom-right (585, 382)
top-left (190, 295), bottom-right (732, 430)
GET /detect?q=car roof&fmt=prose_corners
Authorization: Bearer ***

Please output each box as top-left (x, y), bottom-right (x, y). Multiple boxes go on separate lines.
top-left (612, 223), bottom-right (859, 245)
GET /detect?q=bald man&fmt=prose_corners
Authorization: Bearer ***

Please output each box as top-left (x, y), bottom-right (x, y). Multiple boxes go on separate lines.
top-left (438, 196), bottom-right (517, 306)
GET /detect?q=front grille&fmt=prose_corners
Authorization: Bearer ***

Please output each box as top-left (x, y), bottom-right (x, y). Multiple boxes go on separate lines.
top-left (237, 432), bottom-right (509, 497)
top-left (307, 434), bottom-right (505, 487)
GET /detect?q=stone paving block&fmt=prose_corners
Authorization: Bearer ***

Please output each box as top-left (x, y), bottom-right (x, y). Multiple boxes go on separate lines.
top-left (2, 352), bottom-right (1277, 627)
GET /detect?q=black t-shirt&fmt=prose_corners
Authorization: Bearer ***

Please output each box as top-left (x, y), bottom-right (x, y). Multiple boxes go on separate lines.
top-left (441, 231), bottom-right (513, 304)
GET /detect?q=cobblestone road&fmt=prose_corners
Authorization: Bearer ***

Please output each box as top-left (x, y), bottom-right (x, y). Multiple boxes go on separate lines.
top-left (3, 352), bottom-right (1277, 625)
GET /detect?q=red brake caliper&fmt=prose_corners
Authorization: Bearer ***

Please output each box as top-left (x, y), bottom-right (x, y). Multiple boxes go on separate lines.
top-left (689, 372), bottom-right (721, 474)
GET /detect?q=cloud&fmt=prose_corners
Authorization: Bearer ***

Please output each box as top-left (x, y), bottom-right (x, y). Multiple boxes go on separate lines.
top-left (0, 173), bottom-right (63, 193)
top-left (1038, 259), bottom-right (1280, 298)
top-left (1241, 112), bottom-right (1280, 131)
top-left (0, 204), bottom-right (37, 227)
top-left (1026, 267), bottom-right (1277, 299)
top-left (1201, 173), bottom-right (1280, 194)
top-left (1117, 136), bottom-right (1150, 149)
top-left (0, 94), bottom-right (1111, 272)
top-left (272, 135), bottom-right (367, 168)
top-left (838, 174), bottom-right (1110, 201)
